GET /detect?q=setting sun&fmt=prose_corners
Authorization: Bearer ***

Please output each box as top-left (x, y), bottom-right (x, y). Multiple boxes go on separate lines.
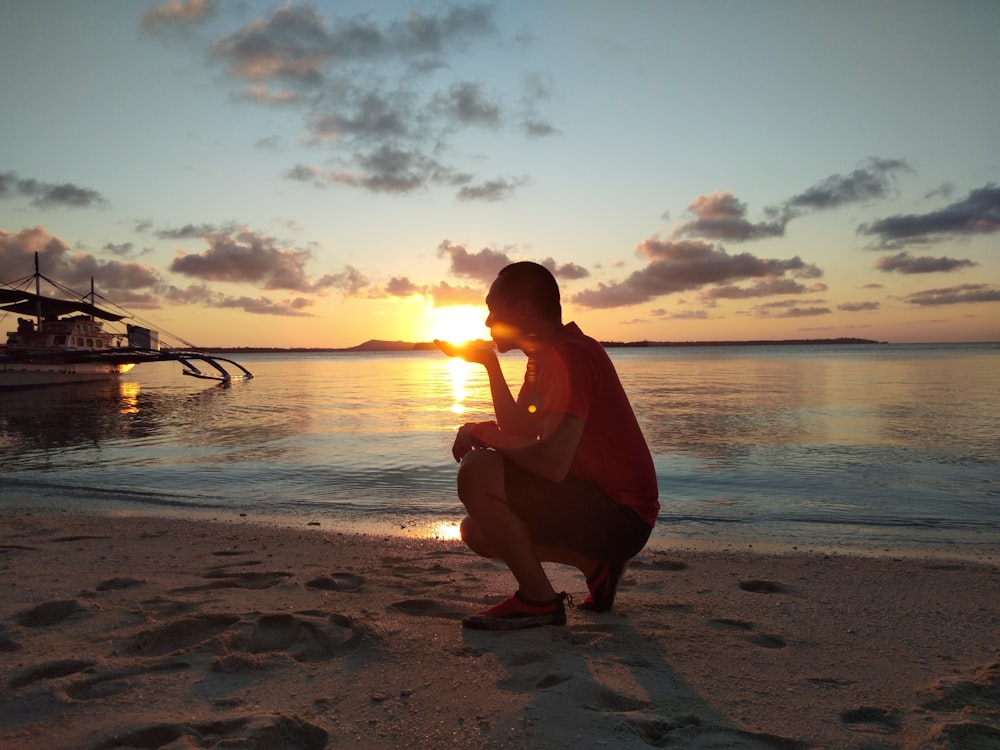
top-left (429, 305), bottom-right (488, 345)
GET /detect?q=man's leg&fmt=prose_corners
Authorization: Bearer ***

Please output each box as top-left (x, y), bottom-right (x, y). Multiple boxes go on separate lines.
top-left (457, 449), bottom-right (557, 602)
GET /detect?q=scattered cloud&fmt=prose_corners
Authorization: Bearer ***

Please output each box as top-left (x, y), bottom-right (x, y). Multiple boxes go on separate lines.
top-left (541, 258), bottom-right (590, 281)
top-left (838, 301), bottom-right (881, 312)
top-left (875, 251), bottom-right (977, 274)
top-left (674, 159), bottom-right (914, 245)
top-left (0, 170), bottom-right (108, 209)
top-left (438, 240), bottom-right (512, 283)
top-left (903, 284), bottom-right (1000, 307)
top-left (702, 278), bottom-right (824, 300)
top-left (457, 177), bottom-right (526, 202)
top-left (572, 239), bottom-right (822, 309)
top-left (675, 191), bottom-right (786, 241)
top-left (168, 229), bottom-right (343, 293)
top-left (141, 0), bottom-right (215, 28)
top-left (859, 184), bottom-right (1000, 247)
top-left (785, 158), bottom-right (913, 213)
top-left (155, 222), bottom-right (239, 240)
top-left (197, 3), bottom-right (545, 201)
top-left (751, 300), bottom-right (832, 318)
top-left (1, 226), bottom-right (159, 297)
top-left (381, 276), bottom-right (483, 306)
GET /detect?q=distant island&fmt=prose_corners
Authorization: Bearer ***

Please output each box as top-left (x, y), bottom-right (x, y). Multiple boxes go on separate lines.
top-left (204, 337), bottom-right (884, 354)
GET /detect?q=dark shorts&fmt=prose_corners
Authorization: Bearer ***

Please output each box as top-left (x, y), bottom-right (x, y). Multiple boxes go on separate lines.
top-left (503, 457), bottom-right (652, 563)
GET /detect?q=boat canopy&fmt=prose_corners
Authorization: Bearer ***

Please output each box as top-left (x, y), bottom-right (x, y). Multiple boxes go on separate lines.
top-left (0, 290), bottom-right (125, 322)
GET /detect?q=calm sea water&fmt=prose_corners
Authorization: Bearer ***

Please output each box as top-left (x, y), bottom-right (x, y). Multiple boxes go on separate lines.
top-left (1, 343), bottom-right (998, 560)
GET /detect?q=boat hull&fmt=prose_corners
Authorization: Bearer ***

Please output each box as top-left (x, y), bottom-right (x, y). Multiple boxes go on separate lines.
top-left (0, 361), bottom-right (135, 391)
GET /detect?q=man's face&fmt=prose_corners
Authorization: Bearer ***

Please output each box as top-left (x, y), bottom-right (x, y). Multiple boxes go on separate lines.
top-left (484, 286), bottom-right (523, 353)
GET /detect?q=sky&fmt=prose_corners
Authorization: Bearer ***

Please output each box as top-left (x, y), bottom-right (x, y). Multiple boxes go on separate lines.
top-left (1, 0), bottom-right (998, 348)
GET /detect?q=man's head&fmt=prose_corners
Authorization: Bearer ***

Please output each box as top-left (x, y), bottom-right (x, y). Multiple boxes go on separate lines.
top-left (485, 262), bottom-right (562, 351)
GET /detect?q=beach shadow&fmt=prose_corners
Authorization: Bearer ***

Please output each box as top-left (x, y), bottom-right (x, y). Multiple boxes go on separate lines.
top-left (454, 556), bottom-right (809, 750)
top-left (462, 616), bottom-right (806, 750)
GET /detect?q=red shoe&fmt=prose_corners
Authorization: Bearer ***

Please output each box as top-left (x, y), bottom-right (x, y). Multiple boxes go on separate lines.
top-left (463, 591), bottom-right (569, 630)
top-left (579, 561), bottom-right (626, 612)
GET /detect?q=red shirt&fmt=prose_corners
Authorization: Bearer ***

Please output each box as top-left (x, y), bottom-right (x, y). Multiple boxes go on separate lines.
top-left (521, 323), bottom-right (659, 527)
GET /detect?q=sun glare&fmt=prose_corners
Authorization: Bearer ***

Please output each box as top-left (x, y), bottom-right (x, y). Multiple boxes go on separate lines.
top-left (430, 305), bottom-right (487, 345)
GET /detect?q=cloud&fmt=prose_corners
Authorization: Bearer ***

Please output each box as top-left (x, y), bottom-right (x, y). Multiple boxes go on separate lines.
top-left (785, 157), bottom-right (913, 213)
top-left (385, 276), bottom-right (421, 297)
top-left (859, 184), bottom-right (1000, 246)
top-left (875, 251), bottom-right (977, 274)
top-left (702, 278), bottom-right (823, 300)
top-left (199, 4), bottom-right (538, 201)
top-left (456, 177), bottom-right (525, 202)
top-left (438, 240), bottom-right (512, 283)
top-left (103, 242), bottom-right (136, 258)
top-left (0, 170), bottom-right (108, 209)
top-left (288, 147), bottom-right (466, 196)
top-left (902, 284), bottom-right (1000, 306)
top-left (751, 300), bottom-right (832, 318)
top-left (540, 258), bottom-right (590, 281)
top-left (434, 82), bottom-right (501, 127)
top-left (141, 0), bottom-right (214, 28)
top-left (155, 222), bottom-right (238, 239)
top-left (322, 265), bottom-right (369, 296)
top-left (160, 282), bottom-right (315, 316)
top-left (1, 226), bottom-right (161, 298)
top-left (169, 229), bottom-right (331, 292)
top-left (572, 239), bottom-right (822, 309)
top-left (427, 280), bottom-right (484, 306)
top-left (675, 191), bottom-right (786, 242)
top-left (2, 225), bottom-right (331, 319)
top-left (838, 301), bottom-right (880, 312)
top-left (213, 295), bottom-right (314, 317)
top-left (382, 276), bottom-right (483, 306)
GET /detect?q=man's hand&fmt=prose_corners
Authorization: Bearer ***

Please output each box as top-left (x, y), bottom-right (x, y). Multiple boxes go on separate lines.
top-left (434, 339), bottom-right (497, 368)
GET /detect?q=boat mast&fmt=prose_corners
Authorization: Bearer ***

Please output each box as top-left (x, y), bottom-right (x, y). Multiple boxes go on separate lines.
top-left (34, 252), bottom-right (42, 327)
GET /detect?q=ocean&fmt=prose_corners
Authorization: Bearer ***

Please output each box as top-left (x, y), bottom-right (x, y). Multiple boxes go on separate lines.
top-left (1, 342), bottom-right (997, 561)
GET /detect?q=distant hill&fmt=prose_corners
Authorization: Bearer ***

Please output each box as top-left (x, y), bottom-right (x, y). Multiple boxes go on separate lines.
top-left (204, 337), bottom-right (883, 354)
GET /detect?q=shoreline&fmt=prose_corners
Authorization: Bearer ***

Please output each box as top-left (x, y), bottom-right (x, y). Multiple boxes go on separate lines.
top-left (2, 497), bottom-right (997, 566)
top-left (2, 511), bottom-right (998, 749)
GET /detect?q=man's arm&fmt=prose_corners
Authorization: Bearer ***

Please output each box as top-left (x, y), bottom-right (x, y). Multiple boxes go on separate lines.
top-left (466, 413), bottom-right (585, 483)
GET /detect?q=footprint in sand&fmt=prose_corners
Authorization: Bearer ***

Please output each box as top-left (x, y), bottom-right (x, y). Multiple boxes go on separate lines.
top-left (388, 598), bottom-right (468, 620)
top-left (626, 716), bottom-right (807, 749)
top-left (224, 612), bottom-right (362, 662)
top-left (738, 579), bottom-right (788, 594)
top-left (88, 714), bottom-right (327, 750)
top-left (63, 661), bottom-right (191, 701)
top-left (48, 535), bottom-right (110, 543)
top-left (169, 569), bottom-right (293, 592)
top-left (305, 572), bottom-right (364, 592)
top-left (14, 599), bottom-right (86, 627)
top-left (96, 577), bottom-right (145, 592)
top-left (7, 658), bottom-right (97, 689)
top-left (917, 661), bottom-right (1000, 746)
top-left (839, 706), bottom-right (902, 734)
top-left (709, 618), bottom-right (787, 649)
top-left (119, 613), bottom-right (241, 657)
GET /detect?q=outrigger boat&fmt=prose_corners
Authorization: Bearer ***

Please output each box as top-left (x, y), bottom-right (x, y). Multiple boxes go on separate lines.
top-left (1, 254), bottom-right (253, 391)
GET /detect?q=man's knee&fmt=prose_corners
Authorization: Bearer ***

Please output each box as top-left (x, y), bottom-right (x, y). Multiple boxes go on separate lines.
top-left (456, 449), bottom-right (504, 505)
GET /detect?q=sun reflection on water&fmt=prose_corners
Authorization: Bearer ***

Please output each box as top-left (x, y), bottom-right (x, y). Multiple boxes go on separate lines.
top-left (449, 357), bottom-right (470, 414)
top-left (118, 380), bottom-right (141, 415)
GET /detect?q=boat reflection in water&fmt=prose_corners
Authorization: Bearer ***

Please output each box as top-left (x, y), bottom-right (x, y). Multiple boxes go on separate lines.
top-left (0, 379), bottom-right (164, 456)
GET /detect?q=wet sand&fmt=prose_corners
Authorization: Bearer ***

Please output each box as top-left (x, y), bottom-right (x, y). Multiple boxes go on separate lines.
top-left (1, 511), bottom-right (998, 749)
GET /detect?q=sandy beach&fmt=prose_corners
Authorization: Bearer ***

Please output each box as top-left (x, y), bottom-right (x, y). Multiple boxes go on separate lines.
top-left (1, 511), bottom-right (998, 750)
